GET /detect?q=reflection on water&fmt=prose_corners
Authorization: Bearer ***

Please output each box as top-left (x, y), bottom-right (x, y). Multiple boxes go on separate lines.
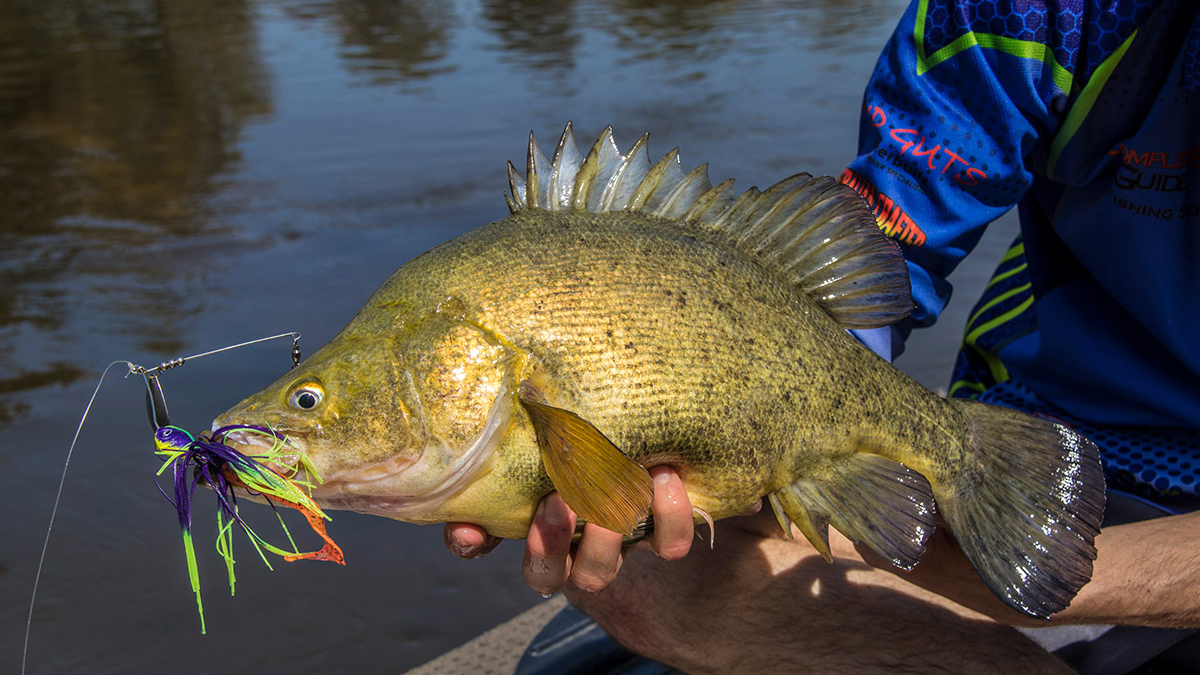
top-left (0, 0), bottom-right (270, 396)
top-left (481, 0), bottom-right (581, 71)
top-left (1, 1), bottom-right (957, 674)
top-left (283, 0), bottom-right (457, 84)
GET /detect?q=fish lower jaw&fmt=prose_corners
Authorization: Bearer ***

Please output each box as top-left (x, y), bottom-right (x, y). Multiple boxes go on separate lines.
top-left (312, 492), bottom-right (450, 523)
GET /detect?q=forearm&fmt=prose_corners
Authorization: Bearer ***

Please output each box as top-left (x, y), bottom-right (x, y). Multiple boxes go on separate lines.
top-left (1052, 510), bottom-right (1200, 628)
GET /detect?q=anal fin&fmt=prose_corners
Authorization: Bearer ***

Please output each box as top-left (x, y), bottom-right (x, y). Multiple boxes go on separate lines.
top-left (770, 453), bottom-right (935, 569)
top-left (519, 383), bottom-right (653, 536)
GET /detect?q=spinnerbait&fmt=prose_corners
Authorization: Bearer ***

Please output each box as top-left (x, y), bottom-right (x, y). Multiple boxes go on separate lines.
top-left (23, 332), bottom-right (345, 675)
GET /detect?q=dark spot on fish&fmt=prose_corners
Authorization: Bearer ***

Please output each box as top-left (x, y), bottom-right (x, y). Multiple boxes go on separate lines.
top-left (643, 248), bottom-right (652, 256)
top-left (624, 342), bottom-right (637, 354)
top-left (606, 330), bottom-right (613, 338)
top-left (782, 391), bottom-right (793, 404)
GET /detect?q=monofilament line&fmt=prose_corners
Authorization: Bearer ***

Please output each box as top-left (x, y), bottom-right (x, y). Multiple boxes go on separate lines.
top-left (22, 360), bottom-right (131, 675)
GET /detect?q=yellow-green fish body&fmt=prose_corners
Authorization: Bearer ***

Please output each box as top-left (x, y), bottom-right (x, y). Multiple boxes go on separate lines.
top-left (216, 124), bottom-right (1104, 619)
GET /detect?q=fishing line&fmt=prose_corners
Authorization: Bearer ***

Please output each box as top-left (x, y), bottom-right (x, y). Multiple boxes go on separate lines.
top-left (20, 332), bottom-right (301, 675)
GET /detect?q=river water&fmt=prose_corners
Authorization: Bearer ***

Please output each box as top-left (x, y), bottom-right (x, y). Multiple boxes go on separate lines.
top-left (1, 1), bottom-right (1016, 673)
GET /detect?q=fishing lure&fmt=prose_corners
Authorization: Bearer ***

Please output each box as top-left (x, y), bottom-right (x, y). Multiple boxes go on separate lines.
top-left (23, 333), bottom-right (345, 675)
top-left (135, 336), bottom-right (345, 633)
top-left (152, 422), bottom-right (345, 634)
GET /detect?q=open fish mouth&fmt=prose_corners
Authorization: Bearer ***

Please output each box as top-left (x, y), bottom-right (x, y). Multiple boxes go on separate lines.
top-left (209, 424), bottom-right (425, 506)
top-left (211, 424), bottom-right (310, 484)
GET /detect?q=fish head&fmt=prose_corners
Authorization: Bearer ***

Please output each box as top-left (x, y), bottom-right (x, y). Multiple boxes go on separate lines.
top-left (213, 305), bottom-right (522, 521)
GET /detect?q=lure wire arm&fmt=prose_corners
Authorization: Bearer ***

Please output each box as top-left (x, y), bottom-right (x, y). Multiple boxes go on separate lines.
top-left (129, 332), bottom-right (301, 377)
top-left (129, 332), bottom-right (302, 431)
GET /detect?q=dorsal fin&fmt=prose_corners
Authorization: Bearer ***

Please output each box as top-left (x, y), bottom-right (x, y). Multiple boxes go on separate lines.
top-left (507, 122), bottom-right (913, 329)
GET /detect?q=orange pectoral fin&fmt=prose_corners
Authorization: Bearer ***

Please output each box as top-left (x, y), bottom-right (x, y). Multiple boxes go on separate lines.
top-left (518, 382), bottom-right (653, 537)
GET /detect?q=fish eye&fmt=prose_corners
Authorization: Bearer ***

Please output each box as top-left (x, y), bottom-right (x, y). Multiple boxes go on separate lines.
top-left (288, 384), bottom-right (324, 410)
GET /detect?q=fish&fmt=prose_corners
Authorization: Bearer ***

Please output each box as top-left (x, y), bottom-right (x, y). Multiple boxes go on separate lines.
top-left (213, 122), bottom-right (1105, 619)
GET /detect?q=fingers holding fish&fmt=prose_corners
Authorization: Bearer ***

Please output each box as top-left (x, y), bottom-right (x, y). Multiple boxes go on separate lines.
top-left (524, 466), bottom-right (697, 596)
top-left (443, 523), bottom-right (501, 559)
top-left (645, 465), bottom-right (694, 561)
top-left (524, 492), bottom-right (577, 596)
top-left (569, 523), bottom-right (627, 593)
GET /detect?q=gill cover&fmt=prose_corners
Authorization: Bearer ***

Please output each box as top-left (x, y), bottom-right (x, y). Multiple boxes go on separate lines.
top-left (357, 309), bottom-right (522, 514)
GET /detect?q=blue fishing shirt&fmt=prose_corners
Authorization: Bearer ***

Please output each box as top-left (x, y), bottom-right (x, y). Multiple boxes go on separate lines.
top-left (842, 0), bottom-right (1200, 500)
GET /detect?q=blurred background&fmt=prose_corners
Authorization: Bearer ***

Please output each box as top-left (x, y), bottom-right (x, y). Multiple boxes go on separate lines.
top-left (0, 0), bottom-right (1016, 672)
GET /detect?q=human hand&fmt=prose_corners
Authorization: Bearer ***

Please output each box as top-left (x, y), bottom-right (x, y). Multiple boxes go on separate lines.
top-left (562, 507), bottom-right (1067, 675)
top-left (443, 465), bottom-right (698, 595)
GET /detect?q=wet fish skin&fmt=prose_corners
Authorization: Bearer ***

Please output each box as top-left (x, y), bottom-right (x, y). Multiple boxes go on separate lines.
top-left (215, 124), bottom-right (1104, 619)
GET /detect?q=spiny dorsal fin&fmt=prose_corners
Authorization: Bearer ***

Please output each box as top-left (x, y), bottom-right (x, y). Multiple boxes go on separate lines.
top-left (506, 122), bottom-right (913, 329)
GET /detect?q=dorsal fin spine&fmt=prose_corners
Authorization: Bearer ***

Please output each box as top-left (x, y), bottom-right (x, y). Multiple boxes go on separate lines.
top-left (586, 128), bottom-right (622, 212)
top-left (506, 161), bottom-right (525, 214)
top-left (629, 148), bottom-right (680, 211)
top-left (602, 134), bottom-right (650, 211)
top-left (525, 132), bottom-right (544, 210)
top-left (683, 177), bottom-right (734, 221)
top-left (659, 164), bottom-right (712, 219)
top-left (548, 123), bottom-right (583, 210)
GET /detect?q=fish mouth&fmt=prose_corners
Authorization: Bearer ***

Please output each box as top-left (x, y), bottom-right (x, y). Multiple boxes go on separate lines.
top-left (210, 423), bottom-right (422, 505)
top-left (212, 424), bottom-right (310, 484)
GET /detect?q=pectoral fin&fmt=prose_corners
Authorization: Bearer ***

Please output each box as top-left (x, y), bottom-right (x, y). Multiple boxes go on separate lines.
top-left (770, 453), bottom-right (935, 570)
top-left (519, 384), bottom-right (653, 536)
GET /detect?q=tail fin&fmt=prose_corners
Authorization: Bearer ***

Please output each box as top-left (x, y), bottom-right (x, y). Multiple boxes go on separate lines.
top-left (943, 400), bottom-right (1105, 619)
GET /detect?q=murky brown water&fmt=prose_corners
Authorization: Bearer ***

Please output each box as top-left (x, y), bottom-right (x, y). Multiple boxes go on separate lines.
top-left (1, 1), bottom-right (1015, 673)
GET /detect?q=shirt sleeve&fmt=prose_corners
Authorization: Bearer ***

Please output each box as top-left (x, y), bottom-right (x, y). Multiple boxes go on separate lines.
top-left (841, 0), bottom-right (1074, 327)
